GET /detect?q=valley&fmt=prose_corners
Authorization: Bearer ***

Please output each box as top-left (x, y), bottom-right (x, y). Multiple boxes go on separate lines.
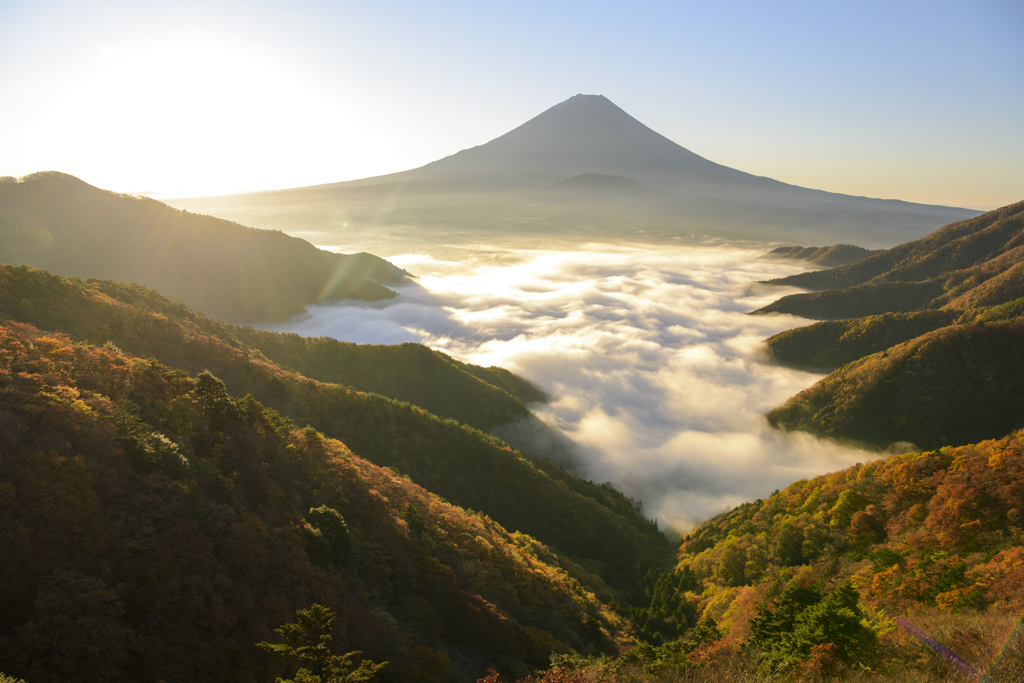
top-left (2, 91), bottom-right (1022, 682)
top-left (260, 241), bottom-right (877, 533)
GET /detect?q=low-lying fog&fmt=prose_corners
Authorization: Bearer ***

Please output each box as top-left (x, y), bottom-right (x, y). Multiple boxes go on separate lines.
top-left (265, 242), bottom-right (877, 535)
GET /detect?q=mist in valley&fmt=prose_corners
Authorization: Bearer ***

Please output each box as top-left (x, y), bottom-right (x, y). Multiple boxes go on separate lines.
top-left (176, 93), bottom-right (971, 528)
top-left (264, 240), bottom-right (879, 535)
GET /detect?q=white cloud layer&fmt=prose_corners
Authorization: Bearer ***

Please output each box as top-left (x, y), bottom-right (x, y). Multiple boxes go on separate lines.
top-left (264, 242), bottom-right (877, 534)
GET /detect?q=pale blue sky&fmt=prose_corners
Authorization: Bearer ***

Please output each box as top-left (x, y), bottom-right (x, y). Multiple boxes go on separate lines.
top-left (1, 0), bottom-right (1021, 208)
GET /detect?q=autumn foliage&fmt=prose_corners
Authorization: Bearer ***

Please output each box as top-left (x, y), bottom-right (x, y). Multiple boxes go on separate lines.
top-left (0, 264), bottom-right (669, 593)
top-left (631, 432), bottom-right (1024, 679)
top-left (0, 320), bottom-right (634, 681)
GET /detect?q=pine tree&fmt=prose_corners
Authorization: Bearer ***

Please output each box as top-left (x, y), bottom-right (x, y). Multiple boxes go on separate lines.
top-left (257, 604), bottom-right (387, 683)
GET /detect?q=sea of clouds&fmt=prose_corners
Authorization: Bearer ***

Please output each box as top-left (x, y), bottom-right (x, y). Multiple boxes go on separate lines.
top-left (265, 242), bottom-right (877, 535)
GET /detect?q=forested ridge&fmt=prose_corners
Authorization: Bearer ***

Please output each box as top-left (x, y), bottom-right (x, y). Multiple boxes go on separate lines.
top-left (0, 320), bottom-right (633, 682)
top-left (761, 244), bottom-right (882, 268)
top-left (756, 202), bottom-right (1024, 451)
top-left (0, 264), bottom-right (668, 598)
top-left (5, 192), bottom-right (1024, 682)
top-left (626, 431), bottom-right (1024, 681)
top-left (767, 318), bottom-right (1024, 450)
top-left (0, 172), bottom-right (406, 322)
top-left (226, 329), bottom-right (548, 432)
top-left (757, 200), bottom-right (1024, 318)
top-left (0, 263), bottom-right (544, 436)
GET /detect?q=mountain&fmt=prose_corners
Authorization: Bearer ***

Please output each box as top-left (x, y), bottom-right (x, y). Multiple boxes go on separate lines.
top-left (766, 318), bottom-right (1024, 450)
top-left (759, 200), bottom-right (1024, 313)
top-left (755, 202), bottom-right (1024, 450)
top-left (168, 95), bottom-right (980, 249)
top-left (0, 172), bottom-right (407, 323)
top-left (410, 94), bottom-right (747, 184)
top-left (0, 319), bottom-right (633, 682)
top-left (760, 244), bottom-right (882, 268)
top-left (0, 264), bottom-right (669, 593)
top-left (628, 430), bottom-right (1024, 679)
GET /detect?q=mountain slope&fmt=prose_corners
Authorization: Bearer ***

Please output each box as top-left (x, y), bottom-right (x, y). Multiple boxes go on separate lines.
top-left (633, 431), bottom-right (1024, 678)
top-left (765, 298), bottom-right (1024, 372)
top-left (761, 244), bottom-right (882, 268)
top-left (764, 310), bottom-right (959, 371)
top-left (0, 321), bottom-right (631, 682)
top-left (756, 203), bottom-right (1024, 451)
top-left (225, 331), bottom-right (545, 430)
top-left (0, 264), bottom-right (669, 591)
top-left (0, 172), bottom-right (406, 323)
top-left (760, 200), bottom-right (1024, 315)
top-left (169, 95), bottom-right (979, 249)
top-left (766, 319), bottom-right (1024, 450)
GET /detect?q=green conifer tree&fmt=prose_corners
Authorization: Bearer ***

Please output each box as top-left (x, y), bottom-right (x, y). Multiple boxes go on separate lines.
top-left (257, 604), bottom-right (387, 683)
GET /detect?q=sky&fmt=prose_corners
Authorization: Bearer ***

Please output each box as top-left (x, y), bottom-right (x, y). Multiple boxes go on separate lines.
top-left (263, 242), bottom-right (882, 534)
top-left (1, 0), bottom-right (1022, 209)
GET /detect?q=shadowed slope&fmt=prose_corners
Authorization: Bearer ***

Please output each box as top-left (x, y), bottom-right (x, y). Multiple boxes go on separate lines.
top-left (0, 321), bottom-right (634, 682)
top-left (757, 203), bottom-right (1024, 451)
top-left (766, 319), bottom-right (1024, 450)
top-left (0, 172), bottom-right (407, 323)
top-left (0, 264), bottom-right (669, 591)
top-left (760, 201), bottom-right (1024, 313)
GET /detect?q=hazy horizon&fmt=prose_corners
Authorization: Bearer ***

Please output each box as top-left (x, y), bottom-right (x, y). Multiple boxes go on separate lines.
top-left (163, 91), bottom-right (983, 252)
top-left (2, 1), bottom-right (1022, 209)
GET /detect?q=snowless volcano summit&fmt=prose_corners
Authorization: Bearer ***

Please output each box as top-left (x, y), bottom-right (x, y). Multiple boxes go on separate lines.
top-left (416, 93), bottom-right (747, 184)
top-left (169, 94), bottom-right (981, 248)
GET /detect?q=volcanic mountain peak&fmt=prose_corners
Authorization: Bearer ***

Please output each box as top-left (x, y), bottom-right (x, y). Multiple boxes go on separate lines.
top-left (552, 93), bottom-right (614, 108)
top-left (538, 93), bottom-right (636, 123)
top-left (418, 93), bottom-right (741, 183)
top-left (167, 93), bottom-right (982, 249)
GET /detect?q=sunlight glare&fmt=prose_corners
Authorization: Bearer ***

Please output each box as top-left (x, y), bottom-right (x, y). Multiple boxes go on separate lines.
top-left (14, 34), bottom-right (401, 196)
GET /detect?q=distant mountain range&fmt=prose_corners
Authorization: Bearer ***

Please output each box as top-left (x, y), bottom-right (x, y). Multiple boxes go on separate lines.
top-left (0, 172), bottom-right (407, 322)
top-left (169, 94), bottom-right (980, 248)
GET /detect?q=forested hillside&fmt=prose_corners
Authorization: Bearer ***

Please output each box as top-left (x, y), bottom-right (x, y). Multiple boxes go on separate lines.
top-left (764, 310), bottom-right (958, 371)
top-left (758, 200), bottom-right (1024, 318)
top-left (227, 329), bottom-right (548, 432)
top-left (0, 321), bottom-right (632, 682)
top-left (0, 172), bottom-right (406, 322)
top-left (766, 297), bottom-right (1024, 374)
top-left (767, 319), bottom-right (1024, 450)
top-left (757, 202), bottom-right (1024, 451)
top-left (624, 431), bottom-right (1024, 681)
top-left (0, 263), bottom-right (543, 436)
top-left (0, 265), bottom-right (669, 595)
top-left (761, 244), bottom-right (881, 268)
